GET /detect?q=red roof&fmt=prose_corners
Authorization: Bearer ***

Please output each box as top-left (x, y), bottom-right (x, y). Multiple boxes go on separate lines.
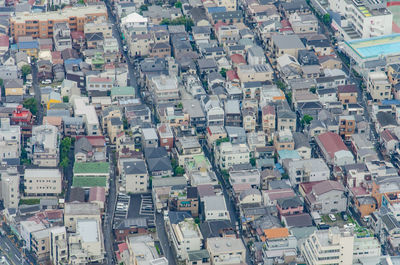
top-left (262, 105), bottom-right (275, 115)
top-left (317, 132), bottom-right (348, 159)
top-left (88, 76), bottom-right (113, 83)
top-left (89, 187), bottom-right (106, 202)
top-left (214, 22), bottom-right (228, 32)
top-left (226, 70), bottom-right (239, 81)
top-left (337, 84), bottom-right (358, 94)
top-left (351, 186), bottom-right (368, 197)
top-left (299, 181), bottom-right (325, 195)
top-left (381, 129), bottom-right (398, 142)
top-left (230, 54), bottom-right (246, 65)
top-left (76, 136), bottom-right (106, 147)
top-left (71, 31), bottom-right (85, 40)
top-left (0, 34), bottom-right (9, 47)
top-left (118, 243), bottom-right (128, 253)
top-left (280, 20), bottom-right (291, 27)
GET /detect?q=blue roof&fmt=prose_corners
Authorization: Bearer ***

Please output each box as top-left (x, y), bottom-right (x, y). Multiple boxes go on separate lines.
top-left (382, 100), bottom-right (400, 106)
top-left (277, 150), bottom-right (301, 160)
top-left (18, 41), bottom-right (38, 50)
top-left (207, 7), bottom-right (226, 13)
top-left (64, 58), bottom-right (82, 66)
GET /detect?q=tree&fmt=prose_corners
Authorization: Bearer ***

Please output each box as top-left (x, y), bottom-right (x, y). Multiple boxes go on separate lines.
top-left (139, 4), bottom-right (148, 11)
top-left (174, 166), bottom-right (185, 176)
top-left (309, 86), bottom-right (317, 94)
top-left (301, 114), bottom-right (313, 126)
top-left (161, 16), bottom-right (194, 31)
top-left (286, 91), bottom-right (292, 106)
top-left (59, 137), bottom-right (72, 169)
top-left (21, 65), bottom-right (31, 81)
top-left (174, 1), bottom-right (182, 8)
top-left (0, 78), bottom-right (4, 88)
top-left (276, 80), bottom-right (287, 90)
top-left (323, 13), bottom-right (331, 25)
top-left (220, 68), bottom-right (227, 78)
top-left (63, 96), bottom-right (69, 103)
top-left (23, 97), bottom-right (37, 115)
top-left (250, 157), bottom-right (256, 167)
top-left (123, 117), bottom-right (129, 130)
top-left (59, 157), bottom-right (69, 169)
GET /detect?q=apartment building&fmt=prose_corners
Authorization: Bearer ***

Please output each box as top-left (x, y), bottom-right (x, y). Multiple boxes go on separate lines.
top-left (10, 4), bottom-right (108, 40)
top-left (84, 21), bottom-right (113, 38)
top-left (50, 227), bottom-right (68, 265)
top-left (122, 159), bottom-right (148, 194)
top-left (262, 105), bottom-right (275, 138)
top-left (24, 168), bottom-right (62, 197)
top-left (72, 97), bottom-right (101, 136)
top-left (274, 130), bottom-right (294, 151)
top-left (216, 142), bottom-right (250, 170)
top-left (328, 0), bottom-right (392, 40)
top-left (339, 115), bottom-right (356, 140)
top-left (237, 64), bottom-right (274, 83)
top-left (367, 71), bottom-right (392, 102)
top-left (288, 158), bottom-right (329, 185)
top-left (29, 124), bottom-right (59, 167)
top-left (64, 202), bottom-right (101, 232)
top-left (69, 219), bottom-right (105, 264)
top-left (167, 212), bottom-right (203, 260)
top-left (1, 167), bottom-right (20, 208)
top-left (175, 137), bottom-right (203, 166)
top-left (31, 228), bottom-right (50, 262)
top-left (301, 227), bottom-right (380, 264)
top-left (0, 118), bottom-right (21, 161)
top-left (148, 75), bottom-right (180, 104)
top-left (127, 235), bottom-right (168, 265)
top-left (203, 195), bottom-right (230, 221)
top-left (207, 237), bottom-right (246, 265)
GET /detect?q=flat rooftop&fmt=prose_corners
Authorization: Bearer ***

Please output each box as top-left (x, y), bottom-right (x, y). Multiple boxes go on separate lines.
top-left (344, 34), bottom-right (400, 59)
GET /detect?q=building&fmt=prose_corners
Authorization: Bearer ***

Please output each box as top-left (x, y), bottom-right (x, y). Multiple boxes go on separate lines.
top-left (1, 167), bottom-right (20, 208)
top-left (148, 75), bottom-right (180, 104)
top-left (367, 71), bottom-right (392, 102)
top-left (315, 132), bottom-right (354, 166)
top-left (72, 97), bottom-right (101, 136)
top-left (0, 118), bottom-right (21, 162)
top-left (122, 159), bottom-right (148, 193)
top-left (216, 142), bottom-right (250, 170)
top-left (127, 235), bottom-right (168, 265)
top-left (64, 202), bottom-right (101, 232)
top-left (10, 5), bottom-right (108, 40)
top-left (175, 137), bottom-right (203, 166)
top-left (339, 115), bottom-right (356, 140)
top-left (207, 237), bottom-right (246, 265)
top-left (236, 64), bottom-right (274, 83)
top-left (29, 124), bottom-right (59, 167)
top-left (203, 195), bottom-right (230, 221)
top-left (328, 0), bottom-right (392, 40)
top-left (24, 168), bottom-right (62, 197)
top-left (73, 162), bottom-right (110, 192)
top-left (69, 219), bottom-right (105, 264)
top-left (304, 180), bottom-right (346, 214)
top-left (50, 226), bottom-right (68, 265)
top-left (288, 159), bottom-right (330, 185)
top-left (337, 84), bottom-right (358, 104)
top-left (274, 130), bottom-right (294, 152)
top-left (166, 212), bottom-right (203, 260)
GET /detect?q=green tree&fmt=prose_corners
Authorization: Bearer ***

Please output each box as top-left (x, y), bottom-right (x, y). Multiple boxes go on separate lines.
top-left (250, 157), bottom-right (256, 167)
top-left (286, 91), bottom-right (292, 106)
top-left (123, 117), bottom-right (129, 130)
top-left (174, 1), bottom-right (182, 8)
top-left (301, 114), bottom-right (314, 126)
top-left (0, 78), bottom-right (4, 88)
top-left (216, 137), bottom-right (229, 146)
top-left (59, 137), bottom-right (72, 169)
top-left (309, 86), bottom-right (317, 94)
top-left (276, 80), bottom-right (287, 90)
top-left (63, 96), bottom-right (69, 103)
top-left (139, 4), bottom-right (148, 11)
top-left (177, 102), bottom-right (183, 109)
top-left (21, 65), bottom-right (31, 81)
top-left (161, 16), bottom-right (194, 31)
top-left (23, 97), bottom-right (37, 115)
top-left (323, 13), bottom-right (331, 25)
top-left (174, 166), bottom-right (185, 176)
top-left (59, 157), bottom-right (69, 169)
top-left (220, 68), bottom-right (227, 78)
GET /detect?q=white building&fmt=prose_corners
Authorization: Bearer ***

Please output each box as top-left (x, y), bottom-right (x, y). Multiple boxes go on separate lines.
top-left (301, 227), bottom-right (381, 264)
top-left (0, 118), bottom-right (20, 161)
top-left (203, 195), bottom-right (230, 221)
top-left (167, 213), bottom-right (203, 260)
top-left (69, 219), bottom-right (105, 264)
top-left (127, 235), bottom-right (168, 265)
top-left (121, 12), bottom-right (148, 29)
top-left (1, 167), bottom-right (20, 208)
top-left (207, 237), bottom-right (246, 265)
top-left (287, 159), bottom-right (330, 185)
top-left (24, 168), bottom-right (62, 197)
top-left (29, 124), bottom-right (59, 167)
top-left (20, 220), bottom-right (46, 250)
top-left (148, 75), bottom-right (180, 104)
top-left (328, 0), bottom-right (392, 40)
top-left (50, 226), bottom-right (68, 265)
top-left (123, 159), bottom-right (148, 194)
top-left (72, 96), bottom-right (101, 136)
top-left (202, 95), bottom-right (225, 127)
top-left (216, 142), bottom-right (250, 170)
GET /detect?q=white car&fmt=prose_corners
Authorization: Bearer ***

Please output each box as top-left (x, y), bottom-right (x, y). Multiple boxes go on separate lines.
top-left (41, 79), bottom-right (52, 85)
top-left (344, 223), bottom-right (355, 229)
top-left (329, 214), bottom-right (336, 222)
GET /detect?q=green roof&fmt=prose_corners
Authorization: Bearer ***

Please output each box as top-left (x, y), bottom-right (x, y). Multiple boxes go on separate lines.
top-left (72, 176), bottom-right (107, 187)
top-left (73, 162), bottom-right (110, 174)
top-left (111, 86), bottom-right (135, 97)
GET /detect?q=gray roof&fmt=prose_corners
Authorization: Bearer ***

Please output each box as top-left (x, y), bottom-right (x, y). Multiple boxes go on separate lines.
top-left (211, 10), bottom-right (243, 20)
top-left (293, 132), bottom-right (311, 149)
top-left (199, 220), bottom-right (233, 238)
top-left (147, 157), bottom-right (172, 173)
top-left (277, 196), bottom-right (302, 209)
top-left (271, 34), bottom-right (305, 50)
top-left (377, 112), bottom-right (397, 127)
top-left (110, 117), bottom-right (123, 126)
top-left (123, 159), bottom-right (147, 175)
top-left (382, 214), bottom-right (400, 231)
top-left (225, 100), bottom-right (241, 114)
top-left (248, 45), bottom-right (264, 57)
top-left (192, 26), bottom-right (211, 34)
top-left (284, 213), bottom-right (313, 227)
top-left (74, 137), bottom-right (92, 155)
top-left (198, 58), bottom-right (218, 69)
top-left (169, 211), bottom-right (192, 224)
top-left (188, 249), bottom-right (210, 261)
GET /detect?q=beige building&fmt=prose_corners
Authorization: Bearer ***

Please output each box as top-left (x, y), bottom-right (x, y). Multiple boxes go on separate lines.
top-left (237, 64), bottom-right (274, 83)
top-left (64, 202), bottom-right (101, 232)
top-left (367, 71), bottom-right (392, 102)
top-left (207, 237), bottom-right (246, 265)
top-left (24, 168), bottom-right (62, 197)
top-left (69, 219), bottom-right (105, 264)
top-left (29, 124), bottom-right (59, 167)
top-left (84, 21), bottom-right (113, 38)
top-left (175, 136), bottom-right (203, 166)
top-left (148, 75), bottom-right (180, 104)
top-left (123, 159), bottom-right (148, 193)
top-left (206, 125), bottom-right (227, 149)
top-left (31, 228), bottom-right (50, 262)
top-left (107, 116), bottom-right (123, 144)
top-left (1, 166), bottom-right (20, 208)
top-left (262, 105), bottom-right (275, 139)
top-left (274, 130), bottom-right (294, 151)
top-left (50, 226), bottom-right (68, 265)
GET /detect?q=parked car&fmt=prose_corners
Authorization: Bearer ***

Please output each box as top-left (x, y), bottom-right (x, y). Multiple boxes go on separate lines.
top-left (318, 223), bottom-right (330, 230)
top-left (41, 79), bottom-right (52, 85)
top-left (329, 214), bottom-right (336, 222)
top-left (344, 223), bottom-right (355, 229)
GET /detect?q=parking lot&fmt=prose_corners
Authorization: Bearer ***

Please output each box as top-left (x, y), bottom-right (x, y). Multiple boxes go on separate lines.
top-left (114, 193), bottom-right (130, 220)
top-left (127, 193), bottom-right (155, 227)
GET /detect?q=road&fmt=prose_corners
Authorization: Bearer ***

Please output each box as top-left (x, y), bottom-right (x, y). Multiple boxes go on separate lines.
top-left (0, 235), bottom-right (29, 265)
top-left (31, 62), bottom-right (43, 125)
top-left (155, 213), bottom-right (177, 265)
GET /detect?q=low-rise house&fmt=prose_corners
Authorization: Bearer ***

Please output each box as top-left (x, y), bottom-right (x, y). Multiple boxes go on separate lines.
top-left (277, 196), bottom-right (304, 216)
top-left (270, 34), bottom-right (305, 58)
top-left (169, 186), bottom-right (199, 217)
top-left (289, 13), bottom-right (318, 34)
top-left (0, 118), bottom-right (21, 162)
top-left (293, 132), bottom-right (311, 159)
top-left (315, 132), bottom-right (354, 166)
top-left (207, 237), bottom-right (246, 265)
top-left (122, 159), bottom-right (148, 193)
top-left (277, 106), bottom-right (296, 132)
top-left (304, 180), bottom-right (346, 214)
top-left (145, 147), bottom-right (173, 177)
top-left (237, 64), bottom-right (273, 83)
top-left (175, 136), bottom-right (203, 166)
top-left (229, 164), bottom-right (260, 187)
top-left (148, 74), bottom-right (180, 104)
top-left (288, 159), bottom-right (330, 185)
top-left (203, 195), bottom-right (230, 221)
top-left (141, 128), bottom-right (159, 148)
top-left (216, 141), bottom-right (250, 170)
top-left (274, 130), bottom-right (294, 152)
top-left (202, 95), bottom-right (225, 126)
top-left (367, 71), bottom-right (392, 102)
top-left (74, 136), bottom-right (106, 163)
top-left (4, 79), bottom-right (24, 102)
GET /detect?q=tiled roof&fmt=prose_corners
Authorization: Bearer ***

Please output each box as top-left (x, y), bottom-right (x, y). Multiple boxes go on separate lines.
top-left (264, 227), bottom-right (289, 239)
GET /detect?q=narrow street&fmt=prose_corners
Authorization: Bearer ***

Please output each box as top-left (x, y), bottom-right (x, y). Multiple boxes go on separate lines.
top-left (31, 62), bottom-right (43, 124)
top-left (155, 213), bottom-right (177, 265)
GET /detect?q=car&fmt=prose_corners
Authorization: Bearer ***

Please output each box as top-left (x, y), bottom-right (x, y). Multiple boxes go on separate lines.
top-left (318, 223), bottom-right (330, 230)
top-left (41, 79), bottom-right (52, 85)
top-left (344, 223), bottom-right (355, 229)
top-left (329, 214), bottom-right (336, 222)
top-left (341, 212), bottom-right (348, 221)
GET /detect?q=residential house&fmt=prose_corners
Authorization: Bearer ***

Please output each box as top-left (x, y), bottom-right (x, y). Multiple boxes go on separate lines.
top-left (29, 124), bottom-right (59, 167)
top-left (207, 237), bottom-right (246, 265)
top-left (203, 195), bottom-right (230, 221)
top-left (145, 147), bottom-right (173, 177)
top-left (367, 71), bottom-right (392, 102)
top-left (288, 159), bottom-right (329, 185)
top-left (270, 34), bottom-right (305, 58)
top-left (122, 159), bottom-right (148, 193)
top-left (315, 132), bottom-right (354, 166)
top-left (216, 142), bottom-right (250, 170)
top-left (337, 84), bottom-right (358, 105)
top-left (304, 180), bottom-right (346, 214)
